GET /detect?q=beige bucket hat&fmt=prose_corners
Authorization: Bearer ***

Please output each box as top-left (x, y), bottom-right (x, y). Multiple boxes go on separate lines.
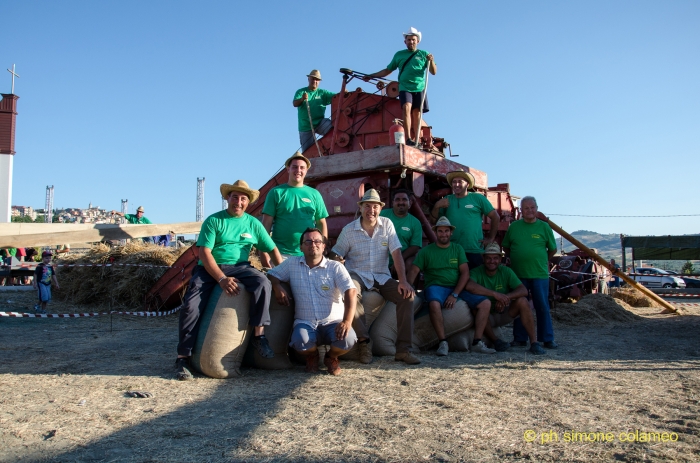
top-left (446, 170), bottom-right (475, 190)
top-left (431, 216), bottom-right (456, 231)
top-left (483, 242), bottom-right (504, 256)
top-left (136, 206), bottom-right (145, 213)
top-left (220, 180), bottom-right (260, 204)
top-left (357, 188), bottom-right (385, 207)
top-left (307, 70), bottom-right (322, 80)
top-left (285, 151), bottom-right (311, 169)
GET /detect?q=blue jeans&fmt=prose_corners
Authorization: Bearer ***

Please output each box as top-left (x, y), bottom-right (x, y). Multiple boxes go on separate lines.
top-left (299, 118), bottom-right (332, 152)
top-left (290, 322), bottom-right (357, 352)
top-left (424, 285), bottom-right (488, 309)
top-left (512, 278), bottom-right (554, 343)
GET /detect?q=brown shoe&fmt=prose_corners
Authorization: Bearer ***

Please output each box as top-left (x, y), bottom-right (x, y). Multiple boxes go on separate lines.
top-left (358, 339), bottom-right (373, 364)
top-left (305, 353), bottom-right (319, 373)
top-left (324, 354), bottom-right (341, 376)
top-left (394, 352), bottom-right (421, 365)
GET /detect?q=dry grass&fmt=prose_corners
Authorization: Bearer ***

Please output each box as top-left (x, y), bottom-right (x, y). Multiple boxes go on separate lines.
top-left (54, 242), bottom-right (186, 310)
top-left (611, 287), bottom-right (663, 309)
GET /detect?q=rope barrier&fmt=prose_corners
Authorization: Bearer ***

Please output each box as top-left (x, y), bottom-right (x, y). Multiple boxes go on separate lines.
top-left (0, 306), bottom-right (181, 318)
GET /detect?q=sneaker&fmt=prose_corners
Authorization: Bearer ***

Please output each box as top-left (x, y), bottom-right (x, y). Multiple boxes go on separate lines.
top-left (543, 341), bottom-right (559, 349)
top-left (34, 305), bottom-right (46, 314)
top-left (323, 354), bottom-right (341, 376)
top-left (529, 343), bottom-right (546, 355)
top-left (175, 358), bottom-right (193, 381)
top-left (358, 339), bottom-right (373, 364)
top-left (436, 340), bottom-right (449, 357)
top-left (406, 139), bottom-right (416, 147)
top-left (251, 336), bottom-right (275, 358)
top-left (510, 340), bottom-right (528, 348)
top-left (471, 340), bottom-right (496, 354)
top-left (493, 339), bottom-right (511, 352)
top-left (394, 352), bottom-right (421, 365)
top-left (305, 353), bottom-right (319, 373)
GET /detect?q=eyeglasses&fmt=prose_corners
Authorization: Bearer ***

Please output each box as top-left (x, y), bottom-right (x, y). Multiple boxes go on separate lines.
top-left (302, 239), bottom-right (324, 246)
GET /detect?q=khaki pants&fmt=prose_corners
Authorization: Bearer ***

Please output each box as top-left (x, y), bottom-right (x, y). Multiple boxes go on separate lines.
top-left (349, 272), bottom-right (414, 354)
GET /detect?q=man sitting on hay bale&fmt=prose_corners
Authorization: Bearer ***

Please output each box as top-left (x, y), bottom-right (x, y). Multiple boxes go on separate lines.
top-left (268, 227), bottom-right (357, 375)
top-left (175, 180), bottom-right (284, 381)
top-left (465, 243), bottom-right (546, 355)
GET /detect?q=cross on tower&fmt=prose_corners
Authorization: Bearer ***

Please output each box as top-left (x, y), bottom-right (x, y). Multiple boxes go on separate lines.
top-left (7, 64), bottom-right (19, 94)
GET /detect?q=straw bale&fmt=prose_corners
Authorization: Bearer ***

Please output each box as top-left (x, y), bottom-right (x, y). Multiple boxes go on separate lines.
top-left (54, 242), bottom-right (186, 309)
top-left (551, 293), bottom-right (643, 326)
top-left (610, 286), bottom-right (662, 308)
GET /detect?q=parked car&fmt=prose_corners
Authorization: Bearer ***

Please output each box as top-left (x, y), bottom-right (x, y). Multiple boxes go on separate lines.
top-left (632, 268), bottom-right (686, 289)
top-left (666, 271), bottom-right (700, 288)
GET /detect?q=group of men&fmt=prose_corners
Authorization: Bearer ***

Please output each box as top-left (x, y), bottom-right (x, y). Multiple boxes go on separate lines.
top-left (174, 147), bottom-right (558, 380)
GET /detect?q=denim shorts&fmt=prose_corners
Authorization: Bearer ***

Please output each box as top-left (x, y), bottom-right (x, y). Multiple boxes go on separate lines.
top-left (424, 285), bottom-right (487, 309)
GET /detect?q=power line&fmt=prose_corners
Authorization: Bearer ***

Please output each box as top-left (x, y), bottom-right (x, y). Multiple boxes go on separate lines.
top-left (548, 213), bottom-right (700, 218)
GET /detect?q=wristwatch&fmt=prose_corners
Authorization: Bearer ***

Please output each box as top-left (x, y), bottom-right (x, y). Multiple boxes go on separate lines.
top-left (451, 292), bottom-right (459, 298)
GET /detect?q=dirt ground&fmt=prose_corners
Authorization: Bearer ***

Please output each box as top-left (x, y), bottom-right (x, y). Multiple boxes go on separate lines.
top-left (1, 291), bottom-right (699, 463)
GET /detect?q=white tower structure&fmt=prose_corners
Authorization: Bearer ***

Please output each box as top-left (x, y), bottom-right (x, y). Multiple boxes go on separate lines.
top-left (121, 199), bottom-right (128, 215)
top-left (44, 185), bottom-right (54, 223)
top-left (196, 177), bottom-right (205, 222)
top-left (0, 66), bottom-right (20, 223)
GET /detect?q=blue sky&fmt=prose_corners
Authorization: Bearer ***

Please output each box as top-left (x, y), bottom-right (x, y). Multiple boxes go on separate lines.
top-left (4, 0), bottom-right (699, 236)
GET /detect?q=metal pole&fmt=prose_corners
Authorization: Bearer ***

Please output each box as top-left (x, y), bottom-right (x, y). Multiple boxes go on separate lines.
top-left (329, 74), bottom-right (349, 155)
top-left (305, 100), bottom-right (324, 158)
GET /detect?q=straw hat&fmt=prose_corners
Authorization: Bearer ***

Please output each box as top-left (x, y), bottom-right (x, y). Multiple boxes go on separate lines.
top-left (446, 170), bottom-right (475, 189)
top-left (307, 70), bottom-right (322, 81)
top-left (136, 206), bottom-right (145, 213)
top-left (403, 27), bottom-right (422, 42)
top-left (357, 188), bottom-right (385, 207)
top-left (220, 180), bottom-right (260, 204)
top-left (431, 216), bottom-right (455, 231)
top-left (483, 242), bottom-right (504, 256)
top-left (285, 151), bottom-right (311, 169)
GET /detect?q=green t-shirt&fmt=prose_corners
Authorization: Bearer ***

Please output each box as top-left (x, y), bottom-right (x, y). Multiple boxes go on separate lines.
top-left (439, 193), bottom-right (495, 254)
top-left (196, 211), bottom-right (275, 265)
top-left (501, 219), bottom-right (557, 279)
top-left (261, 184), bottom-right (329, 256)
top-left (379, 209), bottom-right (423, 261)
top-left (387, 49), bottom-right (430, 92)
top-left (469, 264), bottom-right (523, 306)
top-left (294, 87), bottom-right (335, 132)
top-left (412, 242), bottom-right (467, 289)
top-left (123, 214), bottom-right (152, 225)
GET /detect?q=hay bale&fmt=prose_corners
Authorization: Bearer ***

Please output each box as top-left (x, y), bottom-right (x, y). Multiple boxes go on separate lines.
top-left (369, 296), bottom-right (424, 357)
top-left (413, 300), bottom-right (474, 350)
top-left (339, 291), bottom-right (387, 361)
top-left (447, 329), bottom-right (472, 352)
top-left (551, 293), bottom-right (643, 326)
top-left (242, 281), bottom-right (293, 370)
top-left (191, 286), bottom-right (250, 379)
top-left (54, 242), bottom-right (186, 309)
top-left (611, 287), bottom-right (661, 308)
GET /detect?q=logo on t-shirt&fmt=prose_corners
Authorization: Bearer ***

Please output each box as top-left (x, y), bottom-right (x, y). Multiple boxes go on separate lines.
top-left (321, 285), bottom-right (330, 291)
top-left (402, 227), bottom-right (411, 231)
top-left (301, 198), bottom-right (312, 203)
top-left (381, 241), bottom-right (388, 246)
top-left (240, 233), bottom-right (252, 239)
top-left (531, 234), bottom-right (541, 239)
top-left (495, 284), bottom-right (504, 291)
top-left (449, 258), bottom-right (458, 264)
top-left (465, 205), bottom-right (474, 209)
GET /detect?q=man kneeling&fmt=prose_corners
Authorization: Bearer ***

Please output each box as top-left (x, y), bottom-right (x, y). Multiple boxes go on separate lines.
top-left (406, 217), bottom-right (496, 356)
top-left (465, 243), bottom-right (546, 355)
top-left (269, 228), bottom-right (357, 375)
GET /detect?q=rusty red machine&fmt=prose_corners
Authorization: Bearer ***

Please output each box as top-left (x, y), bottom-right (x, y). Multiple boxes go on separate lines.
top-left (145, 69), bottom-right (520, 311)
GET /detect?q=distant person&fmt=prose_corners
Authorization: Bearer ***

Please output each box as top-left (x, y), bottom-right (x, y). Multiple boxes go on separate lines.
top-left (268, 228), bottom-right (357, 376)
top-left (431, 171), bottom-right (500, 269)
top-left (111, 206), bottom-right (153, 243)
top-left (260, 152), bottom-right (328, 265)
top-left (175, 180), bottom-right (283, 381)
top-left (33, 251), bottom-right (59, 314)
top-left (380, 189), bottom-right (422, 276)
top-left (406, 217), bottom-right (495, 356)
top-left (293, 70), bottom-right (336, 152)
top-left (364, 27), bottom-right (437, 146)
top-left (55, 244), bottom-right (71, 256)
top-left (466, 243), bottom-right (546, 355)
top-left (1, 247), bottom-right (18, 286)
top-left (609, 259), bottom-right (621, 288)
top-left (502, 196), bottom-right (558, 349)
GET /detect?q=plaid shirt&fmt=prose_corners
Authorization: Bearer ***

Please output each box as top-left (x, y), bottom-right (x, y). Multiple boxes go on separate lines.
top-left (331, 216), bottom-right (402, 288)
top-left (268, 256), bottom-right (354, 329)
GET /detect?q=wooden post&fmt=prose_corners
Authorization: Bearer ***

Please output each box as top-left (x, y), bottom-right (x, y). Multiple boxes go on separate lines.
top-left (537, 212), bottom-right (679, 315)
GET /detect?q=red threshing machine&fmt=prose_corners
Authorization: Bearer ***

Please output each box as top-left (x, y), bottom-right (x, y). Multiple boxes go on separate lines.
top-left (145, 69), bottom-right (520, 311)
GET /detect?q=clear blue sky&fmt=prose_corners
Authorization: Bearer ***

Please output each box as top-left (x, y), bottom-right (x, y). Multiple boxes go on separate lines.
top-left (5, 0), bottom-right (699, 236)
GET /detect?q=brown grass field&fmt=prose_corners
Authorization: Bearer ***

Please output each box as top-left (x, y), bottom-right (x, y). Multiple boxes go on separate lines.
top-left (1, 288), bottom-right (699, 462)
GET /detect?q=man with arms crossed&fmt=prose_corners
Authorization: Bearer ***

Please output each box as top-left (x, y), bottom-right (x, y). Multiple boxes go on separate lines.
top-left (502, 196), bottom-right (558, 349)
top-left (260, 152), bottom-right (328, 265)
top-left (431, 170), bottom-right (500, 269)
top-left (268, 228), bottom-right (357, 376)
top-left (406, 217), bottom-right (495, 357)
top-left (466, 243), bottom-right (546, 355)
top-left (380, 189), bottom-right (422, 275)
top-left (175, 180), bottom-right (283, 381)
top-left (330, 189), bottom-right (419, 365)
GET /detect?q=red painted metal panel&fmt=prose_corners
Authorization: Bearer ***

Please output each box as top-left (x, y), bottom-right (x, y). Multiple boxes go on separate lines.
top-left (143, 245), bottom-right (199, 311)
